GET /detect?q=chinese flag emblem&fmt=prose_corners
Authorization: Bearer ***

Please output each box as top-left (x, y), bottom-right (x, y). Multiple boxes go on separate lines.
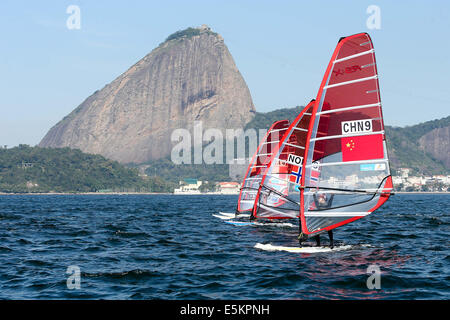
top-left (341, 134), bottom-right (384, 162)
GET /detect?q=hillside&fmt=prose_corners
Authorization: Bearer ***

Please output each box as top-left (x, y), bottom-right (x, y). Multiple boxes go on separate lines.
top-left (0, 145), bottom-right (173, 193)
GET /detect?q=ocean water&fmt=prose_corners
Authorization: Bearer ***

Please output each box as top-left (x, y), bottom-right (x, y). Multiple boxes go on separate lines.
top-left (0, 194), bottom-right (448, 299)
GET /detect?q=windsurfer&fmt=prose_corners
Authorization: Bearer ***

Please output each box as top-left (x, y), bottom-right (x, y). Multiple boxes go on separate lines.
top-left (314, 193), bottom-right (334, 209)
top-left (312, 193), bottom-right (335, 247)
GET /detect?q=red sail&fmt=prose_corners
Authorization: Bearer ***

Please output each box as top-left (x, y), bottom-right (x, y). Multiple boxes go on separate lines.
top-left (237, 120), bottom-right (290, 213)
top-left (252, 100), bottom-right (316, 220)
top-left (299, 33), bottom-right (392, 236)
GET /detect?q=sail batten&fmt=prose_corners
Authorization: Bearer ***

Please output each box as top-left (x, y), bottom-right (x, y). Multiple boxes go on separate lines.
top-left (333, 49), bottom-right (374, 63)
top-left (317, 103), bottom-right (381, 115)
top-left (311, 130), bottom-right (385, 141)
top-left (323, 75), bottom-right (378, 89)
top-left (305, 158), bottom-right (389, 168)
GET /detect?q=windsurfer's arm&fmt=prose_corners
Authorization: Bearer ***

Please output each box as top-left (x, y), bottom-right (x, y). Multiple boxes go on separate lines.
top-left (313, 193), bottom-right (319, 208)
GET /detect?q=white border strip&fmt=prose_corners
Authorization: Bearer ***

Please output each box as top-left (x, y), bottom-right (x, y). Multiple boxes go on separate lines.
top-left (239, 200), bottom-right (255, 203)
top-left (262, 140), bottom-right (280, 145)
top-left (311, 130), bottom-right (384, 142)
top-left (324, 75), bottom-right (377, 90)
top-left (305, 158), bottom-right (389, 168)
top-left (303, 188), bottom-right (393, 195)
top-left (333, 49), bottom-right (374, 64)
top-left (269, 128), bottom-right (288, 133)
top-left (317, 103), bottom-right (381, 115)
top-left (284, 142), bottom-right (305, 149)
top-left (305, 212), bottom-right (369, 217)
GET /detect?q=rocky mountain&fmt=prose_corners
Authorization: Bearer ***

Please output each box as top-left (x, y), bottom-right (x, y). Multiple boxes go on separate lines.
top-left (39, 25), bottom-right (255, 164)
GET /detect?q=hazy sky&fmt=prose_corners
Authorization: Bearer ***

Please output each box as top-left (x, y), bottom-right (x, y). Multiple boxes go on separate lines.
top-left (1, 0), bottom-right (449, 147)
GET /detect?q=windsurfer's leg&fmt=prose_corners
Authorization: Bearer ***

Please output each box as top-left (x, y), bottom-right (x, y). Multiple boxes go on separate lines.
top-left (328, 230), bottom-right (334, 248)
top-left (315, 235), bottom-right (320, 247)
top-left (298, 232), bottom-right (307, 246)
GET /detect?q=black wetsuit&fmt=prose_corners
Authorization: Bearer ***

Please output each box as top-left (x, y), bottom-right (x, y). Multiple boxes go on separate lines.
top-left (312, 194), bottom-right (335, 248)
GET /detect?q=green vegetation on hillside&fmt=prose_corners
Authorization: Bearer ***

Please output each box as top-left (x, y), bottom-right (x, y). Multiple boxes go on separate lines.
top-left (0, 145), bottom-right (173, 193)
top-left (165, 27), bottom-right (201, 42)
top-left (164, 27), bottom-right (218, 43)
top-left (244, 105), bottom-right (305, 131)
top-left (396, 116), bottom-right (450, 142)
top-left (141, 158), bottom-right (230, 185)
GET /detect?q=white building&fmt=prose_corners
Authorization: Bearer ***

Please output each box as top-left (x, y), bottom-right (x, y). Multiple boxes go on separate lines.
top-left (174, 179), bottom-right (202, 194)
top-left (399, 168), bottom-right (411, 178)
top-left (217, 182), bottom-right (240, 194)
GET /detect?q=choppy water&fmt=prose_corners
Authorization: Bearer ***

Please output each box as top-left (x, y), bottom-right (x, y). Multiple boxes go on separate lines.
top-left (0, 194), bottom-right (448, 299)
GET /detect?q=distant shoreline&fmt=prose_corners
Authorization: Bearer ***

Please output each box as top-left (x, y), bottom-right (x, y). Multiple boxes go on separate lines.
top-left (0, 192), bottom-right (238, 196)
top-left (0, 191), bottom-right (447, 195)
top-left (394, 191), bottom-right (449, 195)
top-left (0, 192), bottom-right (172, 196)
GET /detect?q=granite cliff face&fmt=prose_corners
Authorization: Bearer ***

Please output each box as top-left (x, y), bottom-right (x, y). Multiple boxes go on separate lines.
top-left (418, 126), bottom-right (450, 168)
top-left (40, 25), bottom-right (255, 163)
